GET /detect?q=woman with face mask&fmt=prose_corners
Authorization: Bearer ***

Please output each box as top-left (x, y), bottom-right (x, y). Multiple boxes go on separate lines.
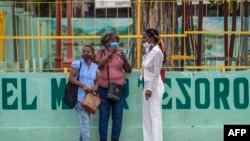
top-left (141, 28), bottom-right (164, 141)
top-left (68, 45), bottom-right (99, 141)
top-left (95, 31), bottom-right (132, 141)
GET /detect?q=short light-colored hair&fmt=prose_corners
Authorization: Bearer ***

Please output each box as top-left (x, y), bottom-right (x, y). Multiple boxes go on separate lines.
top-left (100, 31), bottom-right (119, 46)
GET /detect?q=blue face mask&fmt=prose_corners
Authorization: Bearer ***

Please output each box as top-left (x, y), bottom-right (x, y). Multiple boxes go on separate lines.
top-left (82, 54), bottom-right (92, 61)
top-left (109, 42), bottom-right (119, 49)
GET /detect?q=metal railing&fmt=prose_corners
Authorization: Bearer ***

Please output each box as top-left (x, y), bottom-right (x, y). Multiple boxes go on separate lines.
top-left (0, 0), bottom-right (250, 72)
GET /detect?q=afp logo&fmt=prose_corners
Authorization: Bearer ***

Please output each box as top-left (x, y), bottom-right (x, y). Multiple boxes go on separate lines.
top-left (224, 125), bottom-right (250, 141)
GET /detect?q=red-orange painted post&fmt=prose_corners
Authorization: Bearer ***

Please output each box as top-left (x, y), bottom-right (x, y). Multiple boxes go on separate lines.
top-left (63, 0), bottom-right (73, 68)
top-left (54, 0), bottom-right (63, 72)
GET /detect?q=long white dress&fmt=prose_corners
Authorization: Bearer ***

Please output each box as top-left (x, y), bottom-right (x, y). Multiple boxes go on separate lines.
top-left (141, 45), bottom-right (164, 141)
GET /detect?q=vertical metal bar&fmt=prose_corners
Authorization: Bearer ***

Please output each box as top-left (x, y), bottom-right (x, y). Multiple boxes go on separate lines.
top-left (54, 0), bottom-right (63, 71)
top-left (136, 0), bottom-right (141, 68)
top-left (63, 0), bottom-right (73, 68)
top-left (0, 11), bottom-right (6, 61)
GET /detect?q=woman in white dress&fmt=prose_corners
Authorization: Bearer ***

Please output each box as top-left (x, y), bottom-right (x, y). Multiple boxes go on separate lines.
top-left (141, 28), bottom-right (164, 141)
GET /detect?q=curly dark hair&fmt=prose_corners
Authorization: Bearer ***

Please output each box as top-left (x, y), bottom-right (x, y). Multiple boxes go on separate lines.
top-left (100, 31), bottom-right (120, 46)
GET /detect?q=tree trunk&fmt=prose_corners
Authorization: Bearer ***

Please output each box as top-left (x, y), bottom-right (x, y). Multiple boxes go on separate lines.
top-left (131, 0), bottom-right (177, 70)
top-left (196, 1), bottom-right (203, 70)
top-left (224, 1), bottom-right (229, 66)
top-left (228, 0), bottom-right (237, 68)
top-left (241, 0), bottom-right (249, 66)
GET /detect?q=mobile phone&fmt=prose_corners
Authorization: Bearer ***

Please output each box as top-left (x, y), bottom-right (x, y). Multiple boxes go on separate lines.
top-left (109, 42), bottom-right (119, 49)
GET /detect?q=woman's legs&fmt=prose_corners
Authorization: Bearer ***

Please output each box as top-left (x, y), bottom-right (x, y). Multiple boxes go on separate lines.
top-left (142, 88), bottom-right (151, 141)
top-left (142, 81), bottom-right (164, 141)
top-left (98, 87), bottom-right (111, 141)
top-left (111, 85), bottom-right (126, 140)
top-left (150, 86), bottom-right (163, 141)
top-left (75, 102), bottom-right (91, 141)
top-left (98, 85), bottom-right (127, 141)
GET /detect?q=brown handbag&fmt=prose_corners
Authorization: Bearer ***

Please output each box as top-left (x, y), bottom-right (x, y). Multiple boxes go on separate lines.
top-left (82, 92), bottom-right (101, 114)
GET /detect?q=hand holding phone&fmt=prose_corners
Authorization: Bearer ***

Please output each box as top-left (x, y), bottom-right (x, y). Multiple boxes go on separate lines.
top-left (109, 42), bottom-right (119, 49)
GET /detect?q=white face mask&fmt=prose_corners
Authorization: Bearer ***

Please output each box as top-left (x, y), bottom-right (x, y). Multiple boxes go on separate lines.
top-left (142, 42), bottom-right (151, 49)
top-left (142, 38), bottom-right (152, 53)
top-left (142, 38), bottom-right (152, 48)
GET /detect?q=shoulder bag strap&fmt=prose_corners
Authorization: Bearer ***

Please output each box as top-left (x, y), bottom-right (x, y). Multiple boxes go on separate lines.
top-left (77, 61), bottom-right (82, 81)
top-left (102, 50), bottom-right (110, 82)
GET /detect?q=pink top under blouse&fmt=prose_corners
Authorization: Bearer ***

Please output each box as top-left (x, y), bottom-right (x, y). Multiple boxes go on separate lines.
top-left (98, 49), bottom-right (126, 88)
